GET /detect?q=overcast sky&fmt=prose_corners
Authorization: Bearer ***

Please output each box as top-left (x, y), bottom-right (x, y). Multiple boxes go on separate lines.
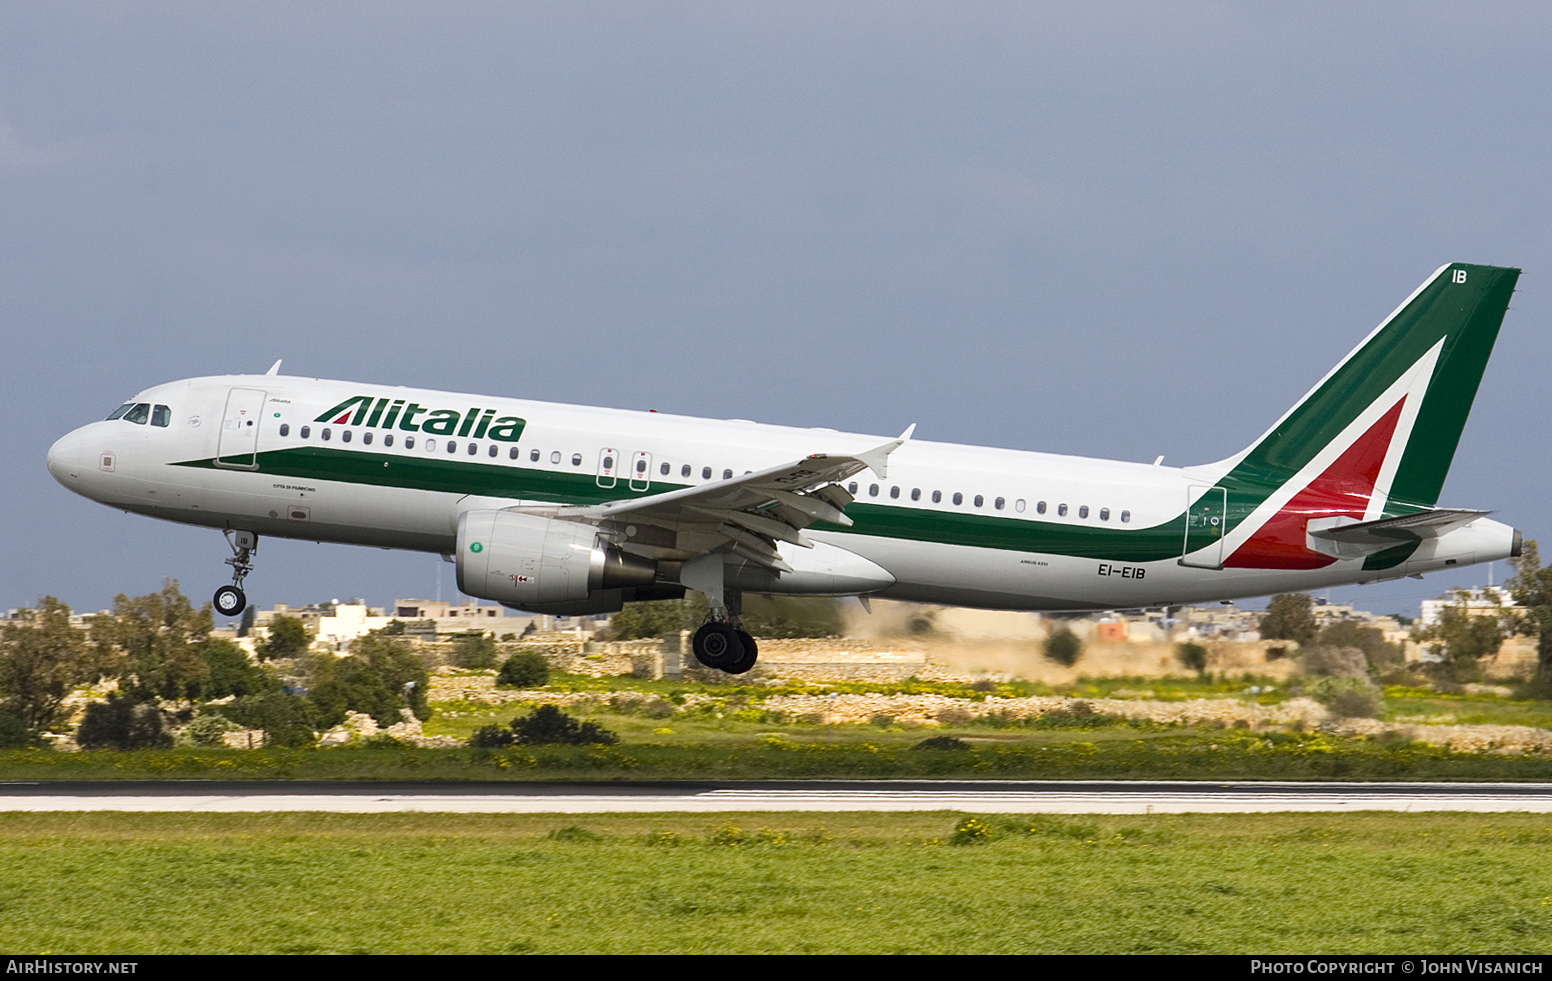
top-left (4, 2), bottom-right (1549, 619)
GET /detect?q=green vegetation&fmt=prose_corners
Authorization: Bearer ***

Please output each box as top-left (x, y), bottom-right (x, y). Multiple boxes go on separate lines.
top-left (1042, 627), bottom-right (1083, 667)
top-left (1260, 593), bottom-right (1318, 647)
top-left (3, 811), bottom-right (1552, 953)
top-left (496, 649), bottom-right (550, 688)
top-left (259, 614), bottom-right (311, 660)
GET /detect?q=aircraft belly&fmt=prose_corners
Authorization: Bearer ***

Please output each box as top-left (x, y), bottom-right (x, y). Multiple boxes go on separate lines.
top-left (149, 466), bottom-right (460, 552)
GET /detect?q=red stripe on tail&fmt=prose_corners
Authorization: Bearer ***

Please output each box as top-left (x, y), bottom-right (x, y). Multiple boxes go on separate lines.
top-left (1224, 399), bottom-right (1405, 570)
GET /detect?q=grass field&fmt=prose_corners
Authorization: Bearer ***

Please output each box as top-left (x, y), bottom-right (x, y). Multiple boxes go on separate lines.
top-left (3, 810), bottom-right (1552, 954)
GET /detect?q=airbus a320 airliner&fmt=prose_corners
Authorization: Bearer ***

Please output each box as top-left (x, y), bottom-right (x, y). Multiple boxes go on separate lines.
top-left (48, 263), bottom-right (1522, 673)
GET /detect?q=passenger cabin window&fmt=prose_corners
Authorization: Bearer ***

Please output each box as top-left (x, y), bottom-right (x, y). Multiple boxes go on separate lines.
top-left (636, 459), bottom-right (647, 473)
top-left (1037, 501), bottom-right (1047, 514)
top-left (1099, 508), bottom-right (1110, 521)
top-left (702, 467), bottom-right (712, 479)
top-left (1121, 510), bottom-right (1131, 523)
top-left (1057, 503), bottom-right (1068, 516)
top-left (1078, 505), bottom-right (1089, 518)
top-left (660, 462), bottom-right (670, 476)
top-left (848, 482), bottom-right (858, 494)
top-left (425, 439), bottom-right (436, 452)
top-left (468, 443), bottom-right (478, 456)
top-left (530, 449), bottom-right (540, 462)
top-left (448, 441), bottom-right (458, 454)
top-left (279, 424), bottom-right (290, 437)
top-left (1015, 499), bottom-right (1025, 513)
top-left (682, 464), bottom-right (691, 478)
top-left (300, 426), bottom-right (310, 439)
top-left (723, 469), bottom-right (733, 480)
top-left (994, 497), bottom-right (1005, 510)
top-left (932, 490), bottom-right (942, 503)
top-left (321, 428), bottom-right (331, 441)
top-left (404, 436), bottom-right (414, 449)
top-left (362, 432), bottom-right (373, 445)
top-left (572, 453), bottom-right (583, 466)
top-left (151, 405), bottom-right (171, 427)
top-left (509, 447), bottom-right (518, 459)
top-left (550, 451), bottom-right (561, 464)
top-left (973, 495), bottom-right (984, 508)
top-left (489, 445), bottom-right (498, 458)
top-left (869, 484), bottom-right (878, 497)
top-left (911, 488), bottom-right (921, 501)
top-left (890, 486), bottom-right (900, 499)
top-left (342, 430), bottom-right (351, 443)
top-left (384, 434), bottom-right (394, 447)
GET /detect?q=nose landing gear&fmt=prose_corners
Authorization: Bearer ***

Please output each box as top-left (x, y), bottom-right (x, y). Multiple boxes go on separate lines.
top-left (213, 529), bottom-right (258, 617)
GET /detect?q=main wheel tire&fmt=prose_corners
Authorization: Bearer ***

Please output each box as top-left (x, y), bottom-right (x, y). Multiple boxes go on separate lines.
top-left (723, 630), bottom-right (758, 675)
top-left (692, 622), bottom-right (743, 670)
top-left (214, 585), bottom-right (247, 617)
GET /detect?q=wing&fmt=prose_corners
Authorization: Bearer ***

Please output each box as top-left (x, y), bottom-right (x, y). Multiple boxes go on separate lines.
top-left (513, 426), bottom-right (915, 573)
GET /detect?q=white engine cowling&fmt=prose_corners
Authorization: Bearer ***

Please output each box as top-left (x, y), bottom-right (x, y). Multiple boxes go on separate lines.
top-left (455, 509), bottom-right (655, 608)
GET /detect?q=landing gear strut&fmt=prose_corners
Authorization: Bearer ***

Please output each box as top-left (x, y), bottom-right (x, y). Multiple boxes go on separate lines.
top-left (214, 529), bottom-right (258, 617)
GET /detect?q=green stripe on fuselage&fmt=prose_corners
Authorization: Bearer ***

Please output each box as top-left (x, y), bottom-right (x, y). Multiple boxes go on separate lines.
top-left (174, 447), bottom-right (1190, 561)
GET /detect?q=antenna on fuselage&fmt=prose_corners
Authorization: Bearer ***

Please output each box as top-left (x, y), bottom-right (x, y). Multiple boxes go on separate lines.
top-left (265, 359), bottom-right (282, 376)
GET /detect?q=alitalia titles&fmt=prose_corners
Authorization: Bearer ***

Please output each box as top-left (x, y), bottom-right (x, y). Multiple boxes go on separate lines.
top-left (314, 396), bottom-right (526, 442)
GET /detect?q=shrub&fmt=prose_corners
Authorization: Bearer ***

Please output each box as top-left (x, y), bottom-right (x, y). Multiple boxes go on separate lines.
top-left (450, 633), bottom-right (498, 669)
top-left (1302, 676), bottom-right (1382, 718)
top-left (496, 650), bottom-right (550, 688)
top-left (0, 711), bottom-right (38, 749)
top-left (1043, 628), bottom-right (1083, 667)
top-left (1176, 642), bottom-right (1208, 674)
top-left (1302, 646), bottom-right (1369, 679)
top-left (511, 704), bottom-right (617, 745)
top-left (468, 724), bottom-right (513, 749)
top-left (184, 713), bottom-right (240, 747)
top-left (76, 693), bottom-right (173, 749)
top-left (912, 736), bottom-right (971, 751)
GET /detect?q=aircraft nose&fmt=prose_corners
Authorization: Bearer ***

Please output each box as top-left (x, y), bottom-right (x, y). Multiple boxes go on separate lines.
top-left (47, 428), bottom-right (88, 486)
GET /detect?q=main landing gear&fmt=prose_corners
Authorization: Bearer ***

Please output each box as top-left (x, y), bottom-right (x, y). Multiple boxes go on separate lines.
top-left (691, 620), bottom-right (758, 675)
top-left (213, 529), bottom-right (258, 617)
top-left (680, 554), bottom-right (758, 675)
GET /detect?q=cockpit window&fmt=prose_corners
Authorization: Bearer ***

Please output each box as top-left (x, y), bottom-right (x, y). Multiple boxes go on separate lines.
top-left (150, 405), bottom-right (171, 428)
top-left (122, 403), bottom-right (150, 425)
top-left (106, 403), bottom-right (135, 421)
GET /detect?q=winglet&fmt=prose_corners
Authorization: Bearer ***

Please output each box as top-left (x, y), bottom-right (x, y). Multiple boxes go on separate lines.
top-left (265, 359), bottom-right (283, 376)
top-left (855, 424), bottom-right (915, 479)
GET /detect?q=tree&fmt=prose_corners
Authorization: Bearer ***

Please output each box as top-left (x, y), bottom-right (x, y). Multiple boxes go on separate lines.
top-left (303, 627), bottom-right (429, 728)
top-left (1413, 589), bottom-right (1508, 682)
top-left (193, 638), bottom-right (279, 700)
top-left (1043, 628), bottom-right (1083, 667)
top-left (1260, 594), bottom-right (1318, 647)
top-left (92, 580), bottom-right (213, 702)
top-left (259, 615), bottom-right (310, 660)
top-left (0, 597), bottom-right (99, 732)
top-left (1316, 620), bottom-right (1403, 674)
top-left (1509, 540), bottom-right (1552, 680)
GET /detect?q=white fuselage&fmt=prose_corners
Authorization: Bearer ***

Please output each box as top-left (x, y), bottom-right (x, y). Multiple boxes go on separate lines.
top-left (47, 373), bottom-right (1517, 612)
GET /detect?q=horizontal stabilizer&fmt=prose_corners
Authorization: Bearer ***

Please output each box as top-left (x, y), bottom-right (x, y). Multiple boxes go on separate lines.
top-left (1307, 508), bottom-right (1490, 558)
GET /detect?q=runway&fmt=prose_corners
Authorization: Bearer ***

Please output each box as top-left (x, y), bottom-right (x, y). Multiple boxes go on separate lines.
top-left (6, 780), bottom-right (1552, 813)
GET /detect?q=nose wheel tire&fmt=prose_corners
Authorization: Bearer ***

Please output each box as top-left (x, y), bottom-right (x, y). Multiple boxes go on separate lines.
top-left (213, 585), bottom-right (247, 617)
top-left (692, 622), bottom-right (743, 671)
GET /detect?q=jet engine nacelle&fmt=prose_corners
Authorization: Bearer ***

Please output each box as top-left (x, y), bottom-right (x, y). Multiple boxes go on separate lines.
top-left (455, 509), bottom-right (656, 609)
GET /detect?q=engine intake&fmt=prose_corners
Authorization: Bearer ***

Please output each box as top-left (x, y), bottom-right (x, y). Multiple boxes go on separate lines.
top-left (456, 510), bottom-right (656, 608)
